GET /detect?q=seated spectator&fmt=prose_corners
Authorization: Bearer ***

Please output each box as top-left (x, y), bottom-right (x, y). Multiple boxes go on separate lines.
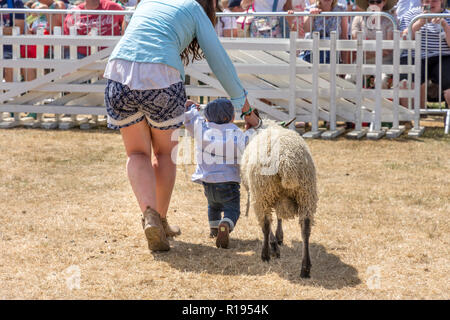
top-left (349, 0), bottom-right (397, 88)
top-left (63, 0), bottom-right (124, 59)
top-left (299, 0), bottom-right (349, 63)
top-left (1, 0), bottom-right (25, 82)
top-left (399, 0), bottom-right (450, 107)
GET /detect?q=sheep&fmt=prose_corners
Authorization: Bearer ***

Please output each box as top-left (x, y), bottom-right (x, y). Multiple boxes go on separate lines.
top-left (240, 119), bottom-right (318, 278)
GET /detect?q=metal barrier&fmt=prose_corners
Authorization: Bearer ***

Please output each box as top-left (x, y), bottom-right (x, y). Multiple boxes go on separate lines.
top-left (0, 9), bottom-right (423, 138)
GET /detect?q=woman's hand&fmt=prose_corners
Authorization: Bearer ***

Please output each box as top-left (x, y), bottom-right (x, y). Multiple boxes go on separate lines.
top-left (310, 8), bottom-right (322, 15)
top-left (242, 98), bottom-right (260, 130)
top-left (244, 112), bottom-right (260, 130)
top-left (185, 99), bottom-right (200, 111)
top-left (431, 17), bottom-right (448, 29)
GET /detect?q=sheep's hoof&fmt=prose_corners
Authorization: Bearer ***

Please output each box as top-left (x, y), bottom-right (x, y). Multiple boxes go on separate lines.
top-left (261, 251), bottom-right (270, 262)
top-left (300, 269), bottom-right (311, 279)
top-left (277, 239), bottom-right (283, 246)
top-left (270, 242), bottom-right (280, 258)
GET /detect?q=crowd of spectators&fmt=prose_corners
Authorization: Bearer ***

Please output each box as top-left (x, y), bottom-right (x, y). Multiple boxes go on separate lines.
top-left (2, 0), bottom-right (450, 105)
top-left (215, 0), bottom-right (450, 105)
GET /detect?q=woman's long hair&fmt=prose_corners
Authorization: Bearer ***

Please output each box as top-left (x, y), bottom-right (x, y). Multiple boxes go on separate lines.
top-left (180, 0), bottom-right (216, 65)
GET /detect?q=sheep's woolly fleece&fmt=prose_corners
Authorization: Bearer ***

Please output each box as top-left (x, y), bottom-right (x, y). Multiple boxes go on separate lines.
top-left (241, 119), bottom-right (318, 226)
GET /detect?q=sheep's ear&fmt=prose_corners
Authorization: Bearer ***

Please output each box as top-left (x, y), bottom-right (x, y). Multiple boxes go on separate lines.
top-left (280, 117), bottom-right (296, 128)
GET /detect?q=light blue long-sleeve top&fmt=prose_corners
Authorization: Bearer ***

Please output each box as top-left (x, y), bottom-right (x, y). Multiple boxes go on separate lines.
top-left (109, 0), bottom-right (247, 110)
top-left (184, 106), bottom-right (255, 184)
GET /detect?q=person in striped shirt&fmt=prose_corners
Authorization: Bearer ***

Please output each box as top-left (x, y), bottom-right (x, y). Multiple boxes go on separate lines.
top-left (399, 0), bottom-right (450, 107)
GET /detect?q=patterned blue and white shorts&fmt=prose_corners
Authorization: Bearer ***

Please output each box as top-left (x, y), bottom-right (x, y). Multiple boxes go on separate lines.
top-left (105, 79), bottom-right (186, 130)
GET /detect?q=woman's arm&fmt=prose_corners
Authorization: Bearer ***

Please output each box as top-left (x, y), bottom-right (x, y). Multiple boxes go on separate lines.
top-left (284, 0), bottom-right (296, 30)
top-left (431, 18), bottom-right (450, 48)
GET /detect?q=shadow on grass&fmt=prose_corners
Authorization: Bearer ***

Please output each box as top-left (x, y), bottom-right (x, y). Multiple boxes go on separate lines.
top-left (151, 239), bottom-right (360, 290)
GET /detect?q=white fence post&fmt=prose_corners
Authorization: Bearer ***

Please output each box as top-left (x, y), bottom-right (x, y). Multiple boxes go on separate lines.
top-left (386, 30), bottom-right (405, 138)
top-left (303, 31), bottom-right (321, 138)
top-left (409, 31), bottom-right (425, 136)
top-left (289, 27), bottom-right (297, 130)
top-left (13, 27), bottom-right (21, 126)
top-left (322, 31), bottom-right (344, 139)
top-left (329, 31), bottom-right (337, 132)
top-left (53, 26), bottom-right (62, 127)
top-left (347, 31), bottom-right (368, 139)
top-left (35, 28), bottom-right (45, 126)
top-left (59, 26), bottom-right (79, 130)
top-left (80, 27), bottom-right (99, 130)
top-left (0, 26), bottom-right (22, 128)
top-left (367, 30), bottom-right (385, 139)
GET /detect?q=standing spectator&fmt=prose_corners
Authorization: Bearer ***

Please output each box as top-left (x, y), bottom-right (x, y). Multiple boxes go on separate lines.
top-left (37, 0), bottom-right (66, 32)
top-left (1, 0), bottom-right (25, 82)
top-left (244, 0), bottom-right (295, 38)
top-left (290, 0), bottom-right (308, 38)
top-left (300, 0), bottom-right (349, 63)
top-left (350, 0), bottom-right (397, 88)
top-left (215, 0), bottom-right (241, 37)
top-left (21, 2), bottom-right (51, 81)
top-left (63, 0), bottom-right (124, 59)
top-left (399, 0), bottom-right (450, 107)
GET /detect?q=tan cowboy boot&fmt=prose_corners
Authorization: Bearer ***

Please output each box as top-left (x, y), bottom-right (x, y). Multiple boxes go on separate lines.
top-left (141, 207), bottom-right (170, 252)
top-left (161, 217), bottom-right (181, 238)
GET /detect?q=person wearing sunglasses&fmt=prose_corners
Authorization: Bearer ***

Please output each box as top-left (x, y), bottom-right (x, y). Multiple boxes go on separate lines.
top-left (399, 0), bottom-right (450, 108)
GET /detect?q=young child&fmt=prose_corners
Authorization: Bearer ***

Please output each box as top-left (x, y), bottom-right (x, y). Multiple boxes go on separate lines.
top-left (184, 98), bottom-right (258, 248)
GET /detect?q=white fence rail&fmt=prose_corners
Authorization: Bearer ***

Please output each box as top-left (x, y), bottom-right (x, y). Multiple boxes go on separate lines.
top-left (0, 9), bottom-right (429, 137)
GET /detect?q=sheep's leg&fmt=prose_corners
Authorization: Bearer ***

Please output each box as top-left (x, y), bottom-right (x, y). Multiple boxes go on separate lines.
top-left (300, 217), bottom-right (312, 278)
top-left (261, 215), bottom-right (271, 262)
top-left (275, 219), bottom-right (283, 245)
top-left (269, 231), bottom-right (280, 258)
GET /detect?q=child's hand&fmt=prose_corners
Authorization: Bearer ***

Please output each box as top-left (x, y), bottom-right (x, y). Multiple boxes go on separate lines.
top-left (185, 99), bottom-right (200, 111)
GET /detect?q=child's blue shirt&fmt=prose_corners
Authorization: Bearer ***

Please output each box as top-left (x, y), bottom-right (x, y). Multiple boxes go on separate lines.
top-left (184, 106), bottom-right (255, 184)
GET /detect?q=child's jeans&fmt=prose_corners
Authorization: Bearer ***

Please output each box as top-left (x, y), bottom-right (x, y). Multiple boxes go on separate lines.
top-left (202, 182), bottom-right (240, 231)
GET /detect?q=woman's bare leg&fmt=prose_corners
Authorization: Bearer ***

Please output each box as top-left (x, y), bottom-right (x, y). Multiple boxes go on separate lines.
top-left (150, 127), bottom-right (179, 219)
top-left (120, 120), bottom-right (156, 214)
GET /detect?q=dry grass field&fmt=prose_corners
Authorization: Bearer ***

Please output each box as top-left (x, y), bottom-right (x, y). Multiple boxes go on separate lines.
top-left (0, 124), bottom-right (449, 300)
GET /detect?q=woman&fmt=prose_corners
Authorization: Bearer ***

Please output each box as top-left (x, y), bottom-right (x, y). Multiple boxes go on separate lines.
top-left (300, 0), bottom-right (349, 63)
top-left (103, 0), bottom-right (259, 252)
top-left (350, 0), bottom-right (397, 88)
top-left (399, 0), bottom-right (450, 107)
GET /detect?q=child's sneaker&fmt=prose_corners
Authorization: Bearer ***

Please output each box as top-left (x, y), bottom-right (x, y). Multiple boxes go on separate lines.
top-left (216, 222), bottom-right (230, 249)
top-left (209, 228), bottom-right (218, 238)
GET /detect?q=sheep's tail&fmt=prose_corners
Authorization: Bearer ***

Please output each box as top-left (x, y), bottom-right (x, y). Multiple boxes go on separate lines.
top-left (280, 168), bottom-right (301, 190)
top-left (245, 191), bottom-right (250, 217)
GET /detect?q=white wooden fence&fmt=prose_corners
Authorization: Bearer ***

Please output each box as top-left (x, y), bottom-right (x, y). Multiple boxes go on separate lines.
top-left (0, 9), bottom-right (424, 138)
